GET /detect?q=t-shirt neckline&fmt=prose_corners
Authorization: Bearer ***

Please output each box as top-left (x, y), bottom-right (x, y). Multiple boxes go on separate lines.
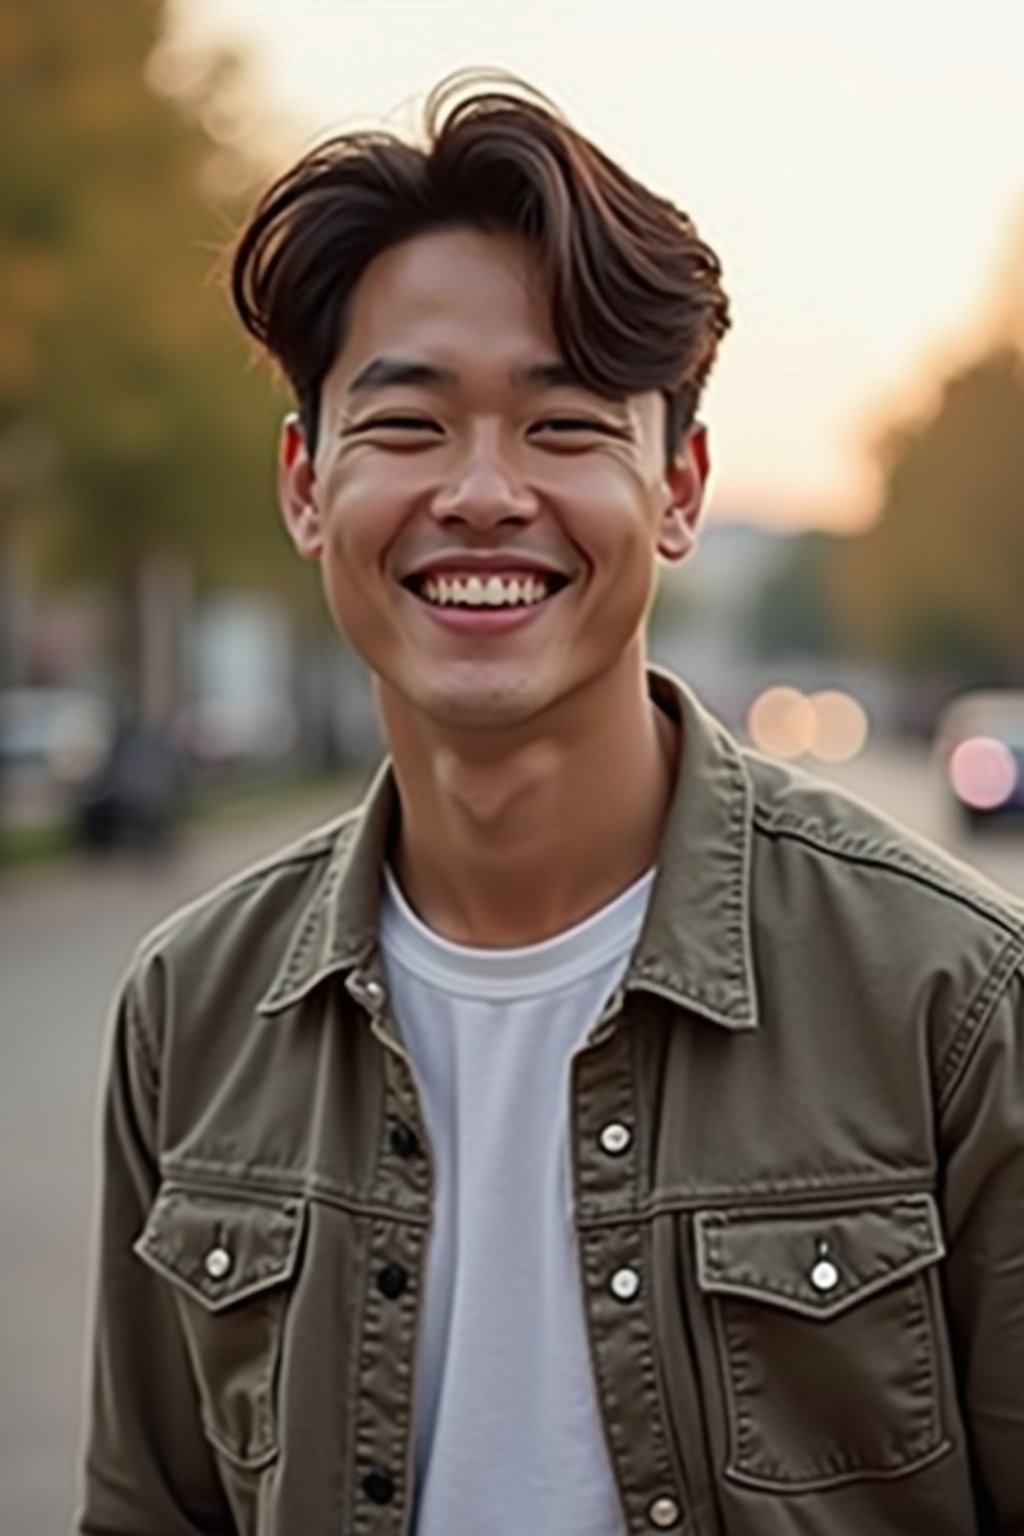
top-left (379, 861), bottom-right (657, 999)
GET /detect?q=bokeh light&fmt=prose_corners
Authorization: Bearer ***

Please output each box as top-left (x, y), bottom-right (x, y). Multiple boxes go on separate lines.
top-left (747, 686), bottom-right (817, 760)
top-left (807, 689), bottom-right (870, 763)
top-left (747, 685), bottom-right (870, 764)
top-left (949, 736), bottom-right (1019, 809)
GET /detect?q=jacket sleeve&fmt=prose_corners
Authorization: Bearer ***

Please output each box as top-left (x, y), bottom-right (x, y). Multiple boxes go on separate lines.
top-left (940, 950), bottom-right (1024, 1533)
top-left (76, 963), bottom-right (235, 1535)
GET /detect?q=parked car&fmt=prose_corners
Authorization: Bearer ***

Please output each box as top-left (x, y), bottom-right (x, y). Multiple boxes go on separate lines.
top-left (0, 687), bottom-right (113, 828)
top-left (71, 716), bottom-right (187, 852)
top-left (934, 689), bottom-right (1024, 833)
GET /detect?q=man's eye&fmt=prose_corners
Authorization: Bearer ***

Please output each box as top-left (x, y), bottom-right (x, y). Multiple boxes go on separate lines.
top-left (347, 416), bottom-right (444, 435)
top-left (530, 417), bottom-right (616, 436)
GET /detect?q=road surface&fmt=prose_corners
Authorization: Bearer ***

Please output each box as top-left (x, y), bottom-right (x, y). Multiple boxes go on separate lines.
top-left (1, 747), bottom-right (1021, 1535)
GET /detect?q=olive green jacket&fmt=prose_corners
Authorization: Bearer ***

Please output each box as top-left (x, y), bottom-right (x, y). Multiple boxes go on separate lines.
top-left (78, 666), bottom-right (1024, 1535)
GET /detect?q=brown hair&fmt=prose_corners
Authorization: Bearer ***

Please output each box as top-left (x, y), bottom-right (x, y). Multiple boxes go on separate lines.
top-left (231, 70), bottom-right (730, 459)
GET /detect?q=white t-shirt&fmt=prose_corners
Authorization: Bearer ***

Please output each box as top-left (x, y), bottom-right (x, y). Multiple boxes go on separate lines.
top-left (379, 861), bottom-right (656, 1536)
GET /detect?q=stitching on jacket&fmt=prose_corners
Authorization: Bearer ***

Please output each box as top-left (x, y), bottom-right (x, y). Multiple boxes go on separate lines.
top-left (156, 1158), bottom-right (433, 1223)
top-left (125, 974), bottom-right (160, 1107)
top-left (577, 1174), bottom-right (937, 1224)
top-left (723, 765), bottom-right (752, 990)
top-left (750, 804), bottom-right (1024, 940)
top-left (703, 1199), bottom-right (933, 1239)
top-left (703, 1251), bottom-right (923, 1303)
top-left (280, 855), bottom-right (349, 977)
top-left (628, 970), bottom-right (751, 1025)
top-left (349, 1216), bottom-right (389, 1535)
top-left (936, 937), bottom-right (1024, 1108)
top-left (635, 1218), bottom-right (689, 1506)
top-left (136, 815), bottom-right (359, 966)
top-left (628, 1025), bottom-right (643, 1214)
top-left (716, 1272), bottom-right (944, 1486)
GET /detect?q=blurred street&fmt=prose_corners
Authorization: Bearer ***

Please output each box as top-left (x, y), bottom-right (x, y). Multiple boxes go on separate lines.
top-left (4, 2), bottom-right (1022, 1529)
top-left (0, 779), bottom-right (359, 1536)
top-left (2, 745), bottom-right (1022, 1536)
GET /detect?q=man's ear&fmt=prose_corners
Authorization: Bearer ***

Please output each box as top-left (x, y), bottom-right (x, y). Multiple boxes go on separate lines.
top-left (278, 414), bottom-right (323, 559)
top-left (658, 423), bottom-right (710, 565)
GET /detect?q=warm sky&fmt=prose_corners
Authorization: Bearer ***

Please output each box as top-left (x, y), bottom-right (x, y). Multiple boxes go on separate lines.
top-left (166, 0), bottom-right (1024, 532)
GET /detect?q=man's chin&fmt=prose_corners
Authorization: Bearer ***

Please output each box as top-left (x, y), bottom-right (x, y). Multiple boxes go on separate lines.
top-left (398, 670), bottom-right (555, 736)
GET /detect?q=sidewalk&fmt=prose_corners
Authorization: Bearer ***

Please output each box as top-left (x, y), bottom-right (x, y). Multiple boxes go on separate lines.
top-left (0, 777), bottom-right (366, 1536)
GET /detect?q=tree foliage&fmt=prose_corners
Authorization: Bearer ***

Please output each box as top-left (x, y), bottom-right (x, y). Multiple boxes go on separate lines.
top-left (0, 0), bottom-right (298, 597)
top-left (829, 341), bottom-right (1024, 682)
top-left (747, 532), bottom-right (845, 657)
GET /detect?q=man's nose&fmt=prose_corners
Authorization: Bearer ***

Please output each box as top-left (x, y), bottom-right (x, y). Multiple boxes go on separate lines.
top-left (430, 434), bottom-right (539, 524)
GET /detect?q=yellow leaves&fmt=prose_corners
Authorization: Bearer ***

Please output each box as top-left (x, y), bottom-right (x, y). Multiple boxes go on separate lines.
top-left (830, 346), bottom-right (1024, 674)
top-left (1, 0), bottom-right (285, 593)
top-left (0, 4), bottom-right (31, 73)
top-left (0, 319), bottom-right (39, 398)
top-left (4, 248), bottom-right (65, 317)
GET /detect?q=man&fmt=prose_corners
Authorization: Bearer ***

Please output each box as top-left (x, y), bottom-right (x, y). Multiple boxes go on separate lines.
top-left (78, 72), bottom-right (1024, 1536)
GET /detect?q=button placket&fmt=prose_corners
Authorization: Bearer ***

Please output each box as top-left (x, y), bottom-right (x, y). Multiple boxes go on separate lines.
top-left (579, 1221), bottom-right (686, 1533)
top-left (350, 1217), bottom-right (426, 1535)
top-left (350, 1033), bottom-right (431, 1534)
top-left (376, 1018), bottom-right (431, 1212)
top-left (573, 1031), bottom-right (686, 1535)
top-left (573, 1026), bottom-right (637, 1215)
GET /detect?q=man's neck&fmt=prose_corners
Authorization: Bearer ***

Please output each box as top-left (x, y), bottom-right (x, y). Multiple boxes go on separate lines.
top-left (381, 665), bottom-right (680, 949)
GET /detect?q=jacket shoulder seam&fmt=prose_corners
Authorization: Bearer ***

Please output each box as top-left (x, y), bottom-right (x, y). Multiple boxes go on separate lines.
top-left (751, 802), bottom-right (1024, 941)
top-left (133, 809), bottom-right (362, 964)
top-left (122, 968), bottom-right (161, 1106)
top-left (936, 936), bottom-right (1024, 1108)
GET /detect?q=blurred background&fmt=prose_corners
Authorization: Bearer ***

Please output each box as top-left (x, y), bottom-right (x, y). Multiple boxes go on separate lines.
top-left (1, 0), bottom-right (1023, 1530)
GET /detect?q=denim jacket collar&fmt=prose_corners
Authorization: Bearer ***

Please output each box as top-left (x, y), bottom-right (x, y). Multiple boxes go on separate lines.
top-left (258, 664), bottom-right (759, 1030)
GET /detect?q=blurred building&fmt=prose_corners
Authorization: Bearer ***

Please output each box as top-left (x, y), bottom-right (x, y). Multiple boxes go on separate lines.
top-left (650, 521), bottom-right (903, 739)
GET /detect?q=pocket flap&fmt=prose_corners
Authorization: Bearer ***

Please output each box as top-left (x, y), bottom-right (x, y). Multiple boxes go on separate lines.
top-left (134, 1185), bottom-right (303, 1312)
top-left (694, 1195), bottom-right (944, 1320)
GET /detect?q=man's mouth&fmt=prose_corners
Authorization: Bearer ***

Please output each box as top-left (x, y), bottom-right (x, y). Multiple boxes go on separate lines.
top-left (400, 570), bottom-right (573, 611)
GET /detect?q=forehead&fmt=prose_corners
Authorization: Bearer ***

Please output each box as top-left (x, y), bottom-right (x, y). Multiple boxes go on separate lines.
top-left (328, 227), bottom-right (560, 389)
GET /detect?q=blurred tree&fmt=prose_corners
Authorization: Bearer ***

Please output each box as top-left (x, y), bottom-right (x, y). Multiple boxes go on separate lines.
top-left (747, 531), bottom-right (845, 657)
top-left (828, 344), bottom-right (1024, 685)
top-left (0, 0), bottom-right (310, 712)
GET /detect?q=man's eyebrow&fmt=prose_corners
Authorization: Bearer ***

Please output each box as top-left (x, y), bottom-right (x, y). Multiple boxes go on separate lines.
top-left (346, 357), bottom-right (458, 395)
top-left (516, 359), bottom-right (587, 389)
top-left (345, 355), bottom-right (613, 397)
top-left (517, 360), bottom-right (628, 405)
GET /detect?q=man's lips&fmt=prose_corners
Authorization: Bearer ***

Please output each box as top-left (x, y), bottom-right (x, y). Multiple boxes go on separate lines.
top-left (397, 573), bottom-right (576, 632)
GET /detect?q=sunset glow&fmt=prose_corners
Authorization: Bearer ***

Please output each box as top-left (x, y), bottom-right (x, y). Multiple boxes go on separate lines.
top-left (162, 0), bottom-right (1024, 532)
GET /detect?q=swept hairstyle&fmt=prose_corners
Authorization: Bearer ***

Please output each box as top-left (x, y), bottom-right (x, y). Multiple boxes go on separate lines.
top-left (231, 70), bottom-right (731, 460)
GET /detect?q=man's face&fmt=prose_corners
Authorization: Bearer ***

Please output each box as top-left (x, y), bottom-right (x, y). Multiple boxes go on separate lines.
top-left (279, 227), bottom-right (708, 736)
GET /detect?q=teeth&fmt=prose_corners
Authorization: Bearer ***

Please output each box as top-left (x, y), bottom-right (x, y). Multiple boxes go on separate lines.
top-left (419, 573), bottom-right (554, 608)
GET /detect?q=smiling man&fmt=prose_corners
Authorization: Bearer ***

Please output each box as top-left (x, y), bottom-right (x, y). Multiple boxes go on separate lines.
top-left (78, 73), bottom-right (1024, 1536)
top-left (274, 215), bottom-right (705, 950)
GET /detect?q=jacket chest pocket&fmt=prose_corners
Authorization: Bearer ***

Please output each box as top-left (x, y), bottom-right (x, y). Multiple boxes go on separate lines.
top-left (135, 1185), bottom-right (304, 1469)
top-left (694, 1194), bottom-right (950, 1492)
